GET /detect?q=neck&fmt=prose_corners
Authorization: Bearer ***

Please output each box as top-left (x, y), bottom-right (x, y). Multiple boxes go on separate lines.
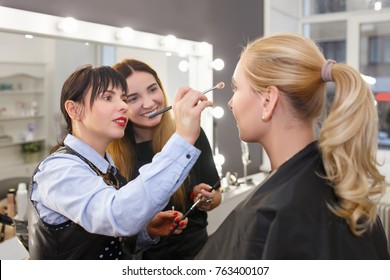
top-left (262, 122), bottom-right (315, 171)
top-left (133, 126), bottom-right (154, 143)
top-left (72, 129), bottom-right (108, 157)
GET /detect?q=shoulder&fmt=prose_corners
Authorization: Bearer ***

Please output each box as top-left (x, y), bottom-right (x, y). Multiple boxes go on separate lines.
top-left (257, 156), bottom-right (333, 213)
top-left (36, 152), bottom-right (92, 177)
top-left (194, 127), bottom-right (211, 148)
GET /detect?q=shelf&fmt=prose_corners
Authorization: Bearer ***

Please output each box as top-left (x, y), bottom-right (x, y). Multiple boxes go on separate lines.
top-left (0, 62), bottom-right (47, 180)
top-left (0, 115), bottom-right (44, 121)
top-left (0, 138), bottom-right (45, 148)
top-left (0, 90), bottom-right (44, 95)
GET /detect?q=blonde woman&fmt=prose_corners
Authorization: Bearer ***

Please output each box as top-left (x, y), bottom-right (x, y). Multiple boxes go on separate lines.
top-left (108, 59), bottom-right (221, 259)
top-left (197, 33), bottom-right (389, 259)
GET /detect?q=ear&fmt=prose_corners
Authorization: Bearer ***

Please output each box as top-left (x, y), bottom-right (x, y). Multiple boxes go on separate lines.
top-left (64, 100), bottom-right (82, 121)
top-left (262, 86), bottom-right (279, 121)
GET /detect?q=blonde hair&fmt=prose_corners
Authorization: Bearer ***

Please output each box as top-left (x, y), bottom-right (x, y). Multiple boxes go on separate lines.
top-left (107, 59), bottom-right (187, 211)
top-left (241, 33), bottom-right (386, 236)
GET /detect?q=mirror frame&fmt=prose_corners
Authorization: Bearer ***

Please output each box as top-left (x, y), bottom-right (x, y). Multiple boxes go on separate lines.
top-left (0, 6), bottom-right (214, 145)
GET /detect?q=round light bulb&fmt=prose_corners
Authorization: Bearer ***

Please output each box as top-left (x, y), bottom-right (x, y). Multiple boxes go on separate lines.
top-left (212, 106), bottom-right (225, 119)
top-left (211, 58), bottom-right (225, 71)
top-left (178, 60), bottom-right (189, 72)
top-left (58, 17), bottom-right (78, 34)
top-left (214, 153), bottom-right (225, 166)
top-left (117, 27), bottom-right (134, 42)
top-left (163, 34), bottom-right (177, 48)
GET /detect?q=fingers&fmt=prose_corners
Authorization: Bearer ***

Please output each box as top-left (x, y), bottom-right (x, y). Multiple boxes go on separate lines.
top-left (171, 217), bottom-right (188, 235)
top-left (158, 210), bottom-right (178, 219)
top-left (193, 183), bottom-right (214, 202)
top-left (193, 183), bottom-right (216, 212)
top-left (173, 87), bottom-right (213, 144)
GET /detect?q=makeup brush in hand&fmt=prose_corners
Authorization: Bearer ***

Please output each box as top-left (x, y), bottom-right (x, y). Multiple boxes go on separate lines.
top-left (162, 179), bottom-right (222, 242)
top-left (148, 82), bottom-right (225, 118)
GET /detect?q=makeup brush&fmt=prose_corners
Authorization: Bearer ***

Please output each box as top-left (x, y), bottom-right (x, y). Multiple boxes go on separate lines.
top-left (163, 178), bottom-right (222, 241)
top-left (148, 82), bottom-right (225, 118)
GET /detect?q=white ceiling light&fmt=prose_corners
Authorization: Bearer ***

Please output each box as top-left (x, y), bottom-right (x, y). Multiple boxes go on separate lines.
top-left (374, 1), bottom-right (382, 10)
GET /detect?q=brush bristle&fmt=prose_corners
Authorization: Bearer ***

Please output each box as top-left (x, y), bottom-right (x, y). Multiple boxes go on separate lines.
top-left (216, 82), bottom-right (225, 89)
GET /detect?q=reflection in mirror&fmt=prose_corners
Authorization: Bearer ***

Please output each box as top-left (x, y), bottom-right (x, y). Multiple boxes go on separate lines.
top-left (0, 6), bottom-right (213, 181)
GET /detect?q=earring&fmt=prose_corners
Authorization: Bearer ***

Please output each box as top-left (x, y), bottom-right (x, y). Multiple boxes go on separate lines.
top-left (262, 115), bottom-right (265, 120)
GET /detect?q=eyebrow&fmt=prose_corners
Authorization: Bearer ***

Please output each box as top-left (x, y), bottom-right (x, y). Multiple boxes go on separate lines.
top-left (128, 83), bottom-right (158, 96)
top-left (147, 82), bottom-right (158, 91)
top-left (105, 89), bottom-right (127, 97)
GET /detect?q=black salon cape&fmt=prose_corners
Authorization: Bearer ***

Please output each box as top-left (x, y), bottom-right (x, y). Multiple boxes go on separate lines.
top-left (196, 142), bottom-right (390, 260)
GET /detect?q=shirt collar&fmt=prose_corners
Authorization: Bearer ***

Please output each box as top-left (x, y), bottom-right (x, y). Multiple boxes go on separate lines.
top-left (63, 134), bottom-right (115, 173)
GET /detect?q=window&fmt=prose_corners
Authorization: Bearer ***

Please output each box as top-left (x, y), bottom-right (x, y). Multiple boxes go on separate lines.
top-left (368, 36), bottom-right (390, 64)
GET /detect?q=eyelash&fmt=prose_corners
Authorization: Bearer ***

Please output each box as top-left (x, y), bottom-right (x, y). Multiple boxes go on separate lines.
top-left (149, 86), bottom-right (158, 93)
top-left (101, 93), bottom-right (128, 103)
top-left (127, 95), bottom-right (138, 103)
top-left (231, 82), bottom-right (237, 92)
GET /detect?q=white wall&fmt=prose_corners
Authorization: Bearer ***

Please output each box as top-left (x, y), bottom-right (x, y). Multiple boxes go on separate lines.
top-left (264, 0), bottom-right (300, 35)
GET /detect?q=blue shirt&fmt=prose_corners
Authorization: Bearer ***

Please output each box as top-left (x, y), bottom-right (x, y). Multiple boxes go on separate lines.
top-left (31, 133), bottom-right (200, 239)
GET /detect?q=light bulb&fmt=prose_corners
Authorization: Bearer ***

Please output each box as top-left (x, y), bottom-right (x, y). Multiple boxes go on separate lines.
top-left (161, 34), bottom-right (177, 48)
top-left (212, 106), bottom-right (225, 119)
top-left (178, 60), bottom-right (189, 72)
top-left (211, 58), bottom-right (225, 71)
top-left (116, 27), bottom-right (134, 42)
top-left (58, 17), bottom-right (78, 34)
top-left (214, 153), bottom-right (225, 166)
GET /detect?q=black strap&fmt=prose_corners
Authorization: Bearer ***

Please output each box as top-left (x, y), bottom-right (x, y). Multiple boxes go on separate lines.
top-left (53, 146), bottom-right (127, 189)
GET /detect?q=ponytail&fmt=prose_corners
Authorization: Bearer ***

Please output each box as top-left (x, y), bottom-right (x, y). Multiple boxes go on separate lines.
top-left (318, 62), bottom-right (386, 235)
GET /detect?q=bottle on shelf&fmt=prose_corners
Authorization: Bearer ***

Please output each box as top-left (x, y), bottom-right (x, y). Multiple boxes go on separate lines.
top-left (6, 188), bottom-right (16, 237)
top-left (15, 183), bottom-right (28, 221)
top-left (6, 188), bottom-right (16, 218)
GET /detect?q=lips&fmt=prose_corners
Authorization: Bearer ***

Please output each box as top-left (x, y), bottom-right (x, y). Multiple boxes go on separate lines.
top-left (142, 108), bottom-right (159, 118)
top-left (113, 116), bottom-right (127, 127)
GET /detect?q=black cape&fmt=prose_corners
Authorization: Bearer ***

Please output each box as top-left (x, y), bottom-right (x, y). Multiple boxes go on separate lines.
top-left (196, 142), bottom-right (390, 260)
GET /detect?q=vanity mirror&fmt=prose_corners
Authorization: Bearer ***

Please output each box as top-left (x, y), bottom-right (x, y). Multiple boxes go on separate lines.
top-left (0, 6), bottom-right (214, 181)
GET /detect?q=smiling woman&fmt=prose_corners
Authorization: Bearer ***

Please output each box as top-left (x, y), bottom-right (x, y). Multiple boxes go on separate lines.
top-left (0, 6), bottom-right (214, 182)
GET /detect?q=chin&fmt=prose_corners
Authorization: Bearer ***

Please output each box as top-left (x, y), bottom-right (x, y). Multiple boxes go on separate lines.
top-left (238, 132), bottom-right (251, 143)
top-left (112, 130), bottom-right (125, 139)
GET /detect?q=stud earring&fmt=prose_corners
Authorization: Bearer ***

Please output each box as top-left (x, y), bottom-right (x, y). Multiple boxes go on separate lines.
top-left (262, 115), bottom-right (265, 120)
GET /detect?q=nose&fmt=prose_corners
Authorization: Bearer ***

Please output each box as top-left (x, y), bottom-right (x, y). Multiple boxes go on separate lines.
top-left (228, 98), bottom-right (233, 111)
top-left (142, 95), bottom-right (155, 109)
top-left (119, 98), bottom-right (128, 113)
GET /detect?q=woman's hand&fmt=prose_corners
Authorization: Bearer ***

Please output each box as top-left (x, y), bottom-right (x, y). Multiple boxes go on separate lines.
top-left (173, 87), bottom-right (213, 144)
top-left (192, 183), bottom-right (222, 211)
top-left (146, 210), bottom-right (188, 237)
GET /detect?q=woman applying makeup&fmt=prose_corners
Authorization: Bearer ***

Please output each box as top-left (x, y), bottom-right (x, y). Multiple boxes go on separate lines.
top-left (28, 65), bottom-right (212, 259)
top-left (108, 59), bottom-right (221, 259)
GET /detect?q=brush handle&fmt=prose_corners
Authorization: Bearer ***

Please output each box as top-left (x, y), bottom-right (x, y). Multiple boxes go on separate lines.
top-left (166, 199), bottom-right (201, 237)
top-left (166, 179), bottom-right (221, 236)
top-left (148, 106), bottom-right (172, 118)
top-left (160, 178), bottom-right (221, 245)
top-left (148, 84), bottom-right (220, 119)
